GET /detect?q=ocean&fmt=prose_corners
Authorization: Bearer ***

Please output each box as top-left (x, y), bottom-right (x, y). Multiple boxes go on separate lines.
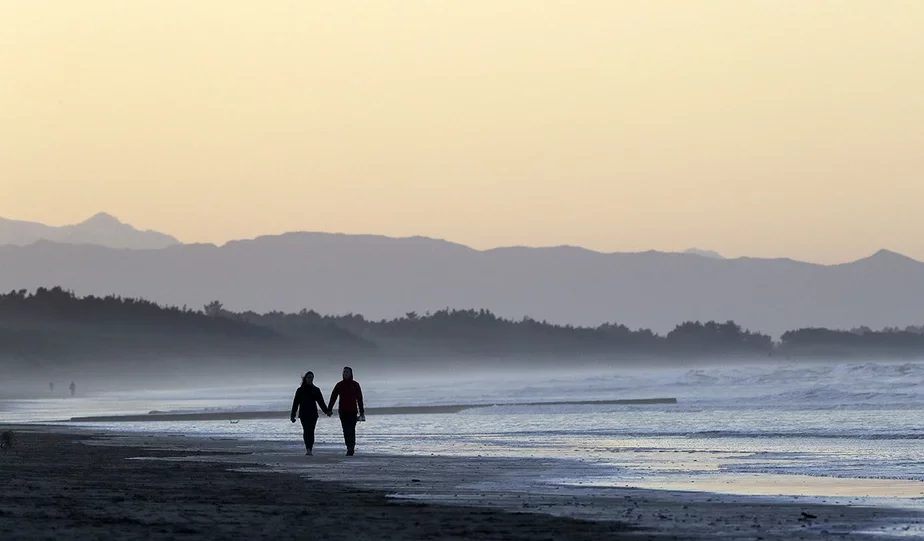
top-left (6, 359), bottom-right (924, 507)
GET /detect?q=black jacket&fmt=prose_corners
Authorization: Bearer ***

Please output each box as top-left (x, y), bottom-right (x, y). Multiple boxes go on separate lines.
top-left (291, 384), bottom-right (328, 419)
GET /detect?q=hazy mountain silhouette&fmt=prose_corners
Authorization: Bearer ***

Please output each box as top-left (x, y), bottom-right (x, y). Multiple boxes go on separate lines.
top-left (0, 212), bottom-right (178, 249)
top-left (1, 232), bottom-right (922, 337)
top-left (684, 248), bottom-right (725, 259)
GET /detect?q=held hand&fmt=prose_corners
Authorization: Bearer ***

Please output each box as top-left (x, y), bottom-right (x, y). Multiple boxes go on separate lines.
top-left (358, 414), bottom-right (366, 422)
top-left (290, 417), bottom-right (296, 423)
top-left (327, 411), bottom-right (333, 417)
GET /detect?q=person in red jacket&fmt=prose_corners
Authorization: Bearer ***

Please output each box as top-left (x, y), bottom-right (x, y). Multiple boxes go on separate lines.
top-left (327, 366), bottom-right (365, 456)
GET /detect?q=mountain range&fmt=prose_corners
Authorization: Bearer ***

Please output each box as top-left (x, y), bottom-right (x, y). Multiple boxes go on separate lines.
top-left (0, 213), bottom-right (923, 337)
top-left (0, 213), bottom-right (179, 250)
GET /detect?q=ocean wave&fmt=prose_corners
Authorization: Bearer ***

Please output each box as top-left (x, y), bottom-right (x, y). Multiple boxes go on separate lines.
top-left (672, 361), bottom-right (924, 386)
top-left (439, 428), bottom-right (924, 440)
top-left (732, 386), bottom-right (924, 407)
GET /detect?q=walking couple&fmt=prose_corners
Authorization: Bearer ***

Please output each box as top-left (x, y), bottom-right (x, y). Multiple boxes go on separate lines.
top-left (290, 366), bottom-right (365, 456)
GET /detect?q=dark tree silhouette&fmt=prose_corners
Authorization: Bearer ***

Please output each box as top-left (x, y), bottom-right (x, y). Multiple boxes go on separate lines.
top-left (4, 287), bottom-right (922, 367)
top-left (0, 288), bottom-right (368, 364)
top-left (203, 300), bottom-right (224, 318)
top-left (779, 326), bottom-right (924, 357)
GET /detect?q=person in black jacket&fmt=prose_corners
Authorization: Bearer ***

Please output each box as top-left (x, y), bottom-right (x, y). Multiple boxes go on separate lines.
top-left (290, 371), bottom-right (329, 455)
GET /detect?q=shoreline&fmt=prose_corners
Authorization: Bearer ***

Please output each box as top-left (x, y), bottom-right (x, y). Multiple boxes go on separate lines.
top-left (4, 424), bottom-right (923, 539)
top-left (62, 397), bottom-right (678, 422)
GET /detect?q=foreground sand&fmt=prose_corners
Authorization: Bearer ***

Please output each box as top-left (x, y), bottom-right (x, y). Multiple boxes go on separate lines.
top-left (2, 426), bottom-right (923, 540)
top-left (0, 427), bottom-right (637, 540)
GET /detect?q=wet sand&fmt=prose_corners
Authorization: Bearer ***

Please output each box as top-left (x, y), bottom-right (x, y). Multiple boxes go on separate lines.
top-left (2, 425), bottom-right (923, 540)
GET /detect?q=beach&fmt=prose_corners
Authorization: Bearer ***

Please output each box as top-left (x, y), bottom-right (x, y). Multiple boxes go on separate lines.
top-left (3, 425), bottom-right (922, 540)
top-left (6, 363), bottom-right (924, 539)
top-left (0, 426), bottom-right (636, 541)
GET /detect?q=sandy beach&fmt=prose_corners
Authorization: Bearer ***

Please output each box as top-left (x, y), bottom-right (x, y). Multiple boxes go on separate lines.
top-left (3, 425), bottom-right (923, 540)
top-left (0, 426), bottom-right (637, 540)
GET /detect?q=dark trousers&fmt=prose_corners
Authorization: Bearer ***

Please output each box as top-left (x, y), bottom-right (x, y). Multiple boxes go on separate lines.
top-left (339, 412), bottom-right (358, 452)
top-left (299, 416), bottom-right (318, 451)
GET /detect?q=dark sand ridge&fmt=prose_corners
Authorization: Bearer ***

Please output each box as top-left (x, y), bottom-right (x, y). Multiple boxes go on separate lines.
top-left (3, 425), bottom-right (922, 540)
top-left (66, 397), bottom-right (678, 422)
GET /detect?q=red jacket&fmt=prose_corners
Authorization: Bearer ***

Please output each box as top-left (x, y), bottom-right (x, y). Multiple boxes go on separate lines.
top-left (328, 379), bottom-right (364, 415)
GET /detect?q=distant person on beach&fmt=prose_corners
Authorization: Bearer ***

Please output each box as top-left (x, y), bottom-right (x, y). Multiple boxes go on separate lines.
top-left (327, 366), bottom-right (365, 456)
top-left (49, 382), bottom-right (54, 392)
top-left (69, 381), bottom-right (76, 397)
top-left (290, 371), bottom-right (329, 455)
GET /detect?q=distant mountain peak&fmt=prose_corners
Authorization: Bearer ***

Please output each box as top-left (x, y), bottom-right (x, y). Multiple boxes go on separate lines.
top-left (864, 249), bottom-right (921, 264)
top-left (871, 248), bottom-right (903, 258)
top-left (835, 249), bottom-right (923, 269)
top-left (684, 248), bottom-right (725, 259)
top-left (0, 212), bottom-right (178, 250)
top-left (80, 212), bottom-right (123, 226)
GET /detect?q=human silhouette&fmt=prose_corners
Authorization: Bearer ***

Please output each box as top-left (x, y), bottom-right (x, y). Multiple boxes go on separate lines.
top-left (49, 382), bottom-right (54, 393)
top-left (69, 381), bottom-right (76, 397)
top-left (327, 366), bottom-right (365, 456)
top-left (290, 371), bottom-right (329, 455)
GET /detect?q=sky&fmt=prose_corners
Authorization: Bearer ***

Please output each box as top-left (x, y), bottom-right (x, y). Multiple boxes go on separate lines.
top-left (2, 1), bottom-right (923, 264)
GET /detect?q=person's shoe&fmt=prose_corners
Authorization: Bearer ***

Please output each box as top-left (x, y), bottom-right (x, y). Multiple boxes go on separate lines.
top-left (346, 449), bottom-right (354, 456)
top-left (306, 450), bottom-right (312, 456)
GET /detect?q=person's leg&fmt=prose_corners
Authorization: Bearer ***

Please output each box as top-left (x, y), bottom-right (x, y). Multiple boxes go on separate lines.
top-left (339, 412), bottom-right (358, 455)
top-left (306, 415), bottom-right (318, 452)
top-left (299, 417), bottom-right (314, 454)
top-left (346, 414), bottom-right (356, 453)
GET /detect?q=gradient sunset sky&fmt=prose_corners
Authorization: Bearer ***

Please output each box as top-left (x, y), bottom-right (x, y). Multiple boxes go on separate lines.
top-left (2, 1), bottom-right (922, 263)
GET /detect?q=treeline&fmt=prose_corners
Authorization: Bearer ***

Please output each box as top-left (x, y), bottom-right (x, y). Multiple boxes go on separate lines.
top-left (0, 288), bottom-right (366, 362)
top-left (779, 327), bottom-right (924, 357)
top-left (222, 306), bottom-right (924, 359)
top-left (0, 287), bottom-right (271, 336)
top-left (233, 308), bottom-right (773, 357)
top-left (3, 288), bottom-right (924, 362)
